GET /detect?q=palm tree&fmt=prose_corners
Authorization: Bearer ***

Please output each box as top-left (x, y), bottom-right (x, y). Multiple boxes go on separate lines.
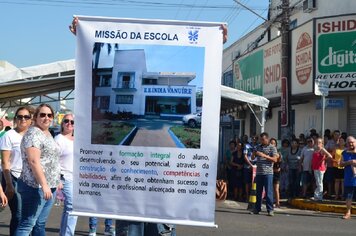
top-left (92, 43), bottom-right (119, 118)
top-left (92, 42), bottom-right (119, 69)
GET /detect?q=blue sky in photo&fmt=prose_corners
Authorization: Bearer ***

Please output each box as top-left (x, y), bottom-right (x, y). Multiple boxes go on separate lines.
top-left (98, 44), bottom-right (205, 87)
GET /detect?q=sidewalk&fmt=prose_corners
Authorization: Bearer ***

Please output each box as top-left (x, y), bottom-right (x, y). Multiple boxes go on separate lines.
top-left (290, 198), bottom-right (356, 214)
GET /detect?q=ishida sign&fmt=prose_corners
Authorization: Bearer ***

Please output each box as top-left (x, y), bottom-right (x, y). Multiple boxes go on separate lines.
top-left (316, 14), bottom-right (356, 91)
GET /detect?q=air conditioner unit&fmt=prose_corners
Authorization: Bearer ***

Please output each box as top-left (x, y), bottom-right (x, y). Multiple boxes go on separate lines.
top-left (303, 0), bottom-right (316, 13)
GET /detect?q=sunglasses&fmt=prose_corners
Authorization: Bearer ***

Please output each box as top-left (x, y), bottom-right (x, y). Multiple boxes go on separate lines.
top-left (39, 113), bottom-right (53, 118)
top-left (63, 119), bottom-right (74, 125)
top-left (16, 115), bottom-right (31, 120)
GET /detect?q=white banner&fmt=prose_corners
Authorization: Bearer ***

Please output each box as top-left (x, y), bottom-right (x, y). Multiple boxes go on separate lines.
top-left (73, 15), bottom-right (223, 227)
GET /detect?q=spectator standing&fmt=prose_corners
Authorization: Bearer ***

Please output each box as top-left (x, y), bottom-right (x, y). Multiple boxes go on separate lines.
top-left (270, 138), bottom-right (282, 208)
top-left (340, 136), bottom-right (356, 220)
top-left (230, 142), bottom-right (244, 201)
top-left (15, 104), bottom-right (61, 235)
top-left (324, 130), bottom-right (340, 198)
top-left (286, 139), bottom-right (301, 199)
top-left (242, 135), bottom-right (254, 201)
top-left (224, 140), bottom-right (236, 197)
top-left (280, 139), bottom-right (290, 198)
top-left (1, 106), bottom-right (33, 235)
top-left (311, 138), bottom-right (332, 201)
top-left (54, 114), bottom-right (79, 236)
top-left (250, 132), bottom-right (278, 216)
top-left (334, 137), bottom-right (346, 200)
top-left (300, 138), bottom-right (315, 198)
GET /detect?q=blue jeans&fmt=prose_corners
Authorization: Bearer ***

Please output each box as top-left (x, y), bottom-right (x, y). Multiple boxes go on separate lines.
top-left (60, 176), bottom-right (78, 236)
top-left (115, 220), bottom-right (176, 236)
top-left (15, 179), bottom-right (56, 236)
top-left (255, 174), bottom-right (274, 212)
top-left (89, 217), bottom-right (113, 231)
top-left (314, 170), bottom-right (325, 200)
top-left (1, 174), bottom-right (21, 236)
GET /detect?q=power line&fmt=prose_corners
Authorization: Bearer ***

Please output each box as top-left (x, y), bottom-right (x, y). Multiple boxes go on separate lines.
top-left (0, 0), bottom-right (266, 10)
top-left (233, 0), bottom-right (268, 21)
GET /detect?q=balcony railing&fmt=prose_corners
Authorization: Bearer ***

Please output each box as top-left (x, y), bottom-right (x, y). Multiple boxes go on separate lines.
top-left (118, 81), bottom-right (135, 89)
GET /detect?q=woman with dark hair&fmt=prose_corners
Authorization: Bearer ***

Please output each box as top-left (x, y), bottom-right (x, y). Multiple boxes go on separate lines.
top-left (286, 139), bottom-right (302, 199)
top-left (270, 138), bottom-right (282, 208)
top-left (230, 142), bottom-right (245, 201)
top-left (280, 139), bottom-right (290, 198)
top-left (334, 137), bottom-right (346, 200)
top-left (224, 140), bottom-right (236, 194)
top-left (55, 114), bottom-right (78, 235)
top-left (15, 104), bottom-right (61, 235)
top-left (1, 106), bottom-right (33, 235)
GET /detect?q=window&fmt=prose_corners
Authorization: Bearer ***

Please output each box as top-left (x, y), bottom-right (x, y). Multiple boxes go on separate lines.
top-left (116, 95), bottom-right (134, 104)
top-left (142, 78), bottom-right (157, 85)
top-left (99, 96), bottom-right (110, 109)
top-left (222, 70), bottom-right (233, 87)
top-left (121, 74), bottom-right (132, 88)
top-left (100, 75), bottom-right (111, 87)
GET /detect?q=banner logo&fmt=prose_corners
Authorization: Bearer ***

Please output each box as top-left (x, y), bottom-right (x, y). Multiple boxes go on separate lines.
top-left (188, 30), bottom-right (199, 44)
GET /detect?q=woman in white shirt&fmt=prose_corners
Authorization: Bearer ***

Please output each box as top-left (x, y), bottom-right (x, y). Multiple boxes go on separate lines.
top-left (55, 114), bottom-right (78, 236)
top-left (1, 106), bottom-right (33, 236)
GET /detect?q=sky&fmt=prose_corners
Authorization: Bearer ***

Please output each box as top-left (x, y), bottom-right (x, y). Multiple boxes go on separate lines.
top-left (98, 44), bottom-right (205, 87)
top-left (0, 0), bottom-right (269, 68)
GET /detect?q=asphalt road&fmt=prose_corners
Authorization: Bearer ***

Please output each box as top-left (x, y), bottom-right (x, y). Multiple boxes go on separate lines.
top-left (1, 200), bottom-right (355, 236)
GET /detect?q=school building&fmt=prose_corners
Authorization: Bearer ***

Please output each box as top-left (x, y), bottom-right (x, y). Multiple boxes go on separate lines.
top-left (94, 49), bottom-right (197, 118)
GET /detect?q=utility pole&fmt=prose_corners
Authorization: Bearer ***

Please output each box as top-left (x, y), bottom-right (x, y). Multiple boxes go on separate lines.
top-left (280, 0), bottom-right (291, 140)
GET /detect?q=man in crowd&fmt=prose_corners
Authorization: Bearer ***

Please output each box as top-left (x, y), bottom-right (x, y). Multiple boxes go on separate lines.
top-left (300, 138), bottom-right (315, 198)
top-left (250, 132), bottom-right (278, 216)
top-left (340, 136), bottom-right (356, 220)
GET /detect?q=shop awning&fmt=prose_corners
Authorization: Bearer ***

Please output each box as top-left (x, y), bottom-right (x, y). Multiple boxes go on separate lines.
top-left (0, 60), bottom-right (75, 105)
top-left (220, 85), bottom-right (269, 109)
top-left (220, 85), bottom-right (270, 130)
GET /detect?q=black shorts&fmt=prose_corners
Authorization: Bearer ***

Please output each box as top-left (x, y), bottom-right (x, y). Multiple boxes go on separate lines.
top-left (273, 172), bottom-right (280, 184)
top-left (334, 168), bottom-right (344, 179)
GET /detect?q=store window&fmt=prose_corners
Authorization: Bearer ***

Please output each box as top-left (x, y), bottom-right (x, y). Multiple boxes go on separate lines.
top-left (116, 95), bottom-right (134, 104)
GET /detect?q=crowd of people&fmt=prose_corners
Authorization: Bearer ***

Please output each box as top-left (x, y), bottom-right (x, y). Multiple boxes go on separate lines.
top-left (0, 104), bottom-right (117, 236)
top-left (0, 103), bottom-right (179, 236)
top-left (223, 130), bottom-right (356, 218)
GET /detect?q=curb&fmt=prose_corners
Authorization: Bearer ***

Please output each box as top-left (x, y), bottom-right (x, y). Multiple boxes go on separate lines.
top-left (290, 198), bottom-right (356, 214)
top-left (119, 126), bottom-right (138, 145)
top-left (168, 127), bottom-right (186, 148)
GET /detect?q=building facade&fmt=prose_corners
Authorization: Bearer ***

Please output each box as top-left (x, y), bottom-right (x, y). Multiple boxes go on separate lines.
top-left (222, 0), bottom-right (356, 138)
top-left (94, 49), bottom-right (197, 118)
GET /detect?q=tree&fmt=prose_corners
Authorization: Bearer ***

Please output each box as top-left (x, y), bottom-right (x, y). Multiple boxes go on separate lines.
top-left (92, 43), bottom-right (119, 115)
